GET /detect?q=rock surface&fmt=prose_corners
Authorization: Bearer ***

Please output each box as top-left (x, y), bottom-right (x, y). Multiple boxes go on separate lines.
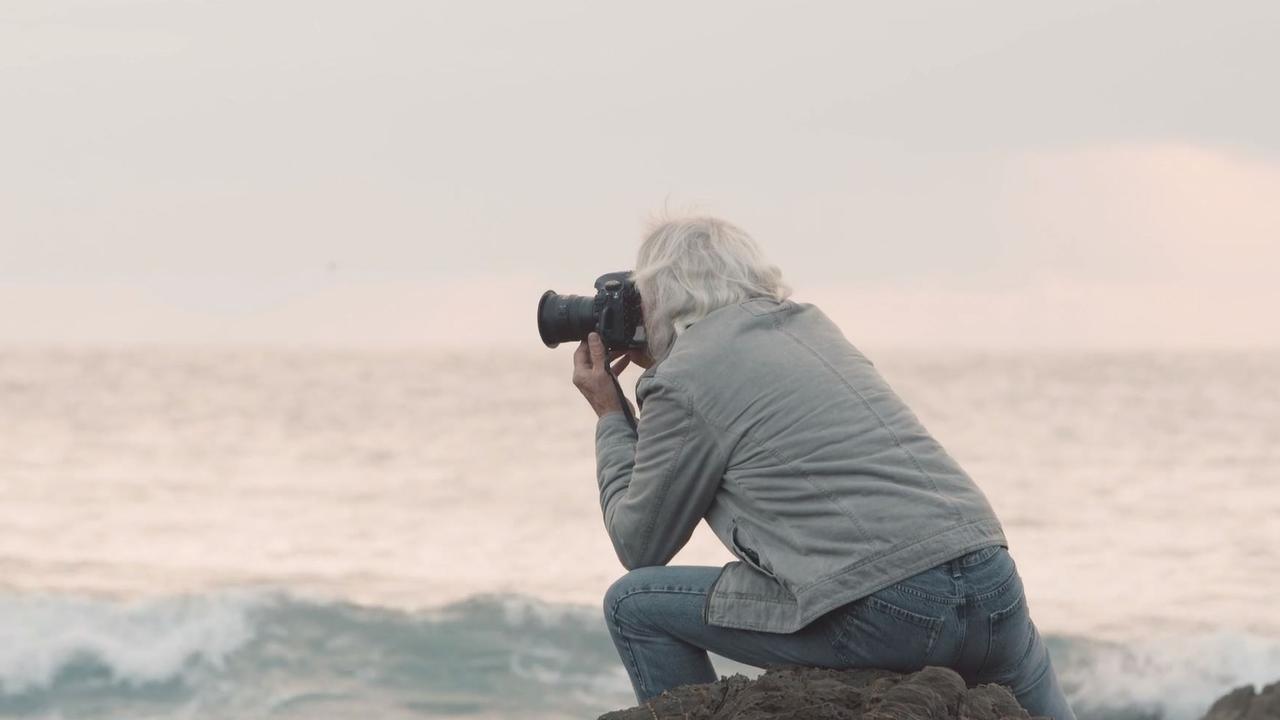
top-left (1201, 680), bottom-right (1280, 720)
top-left (597, 665), bottom-right (1036, 720)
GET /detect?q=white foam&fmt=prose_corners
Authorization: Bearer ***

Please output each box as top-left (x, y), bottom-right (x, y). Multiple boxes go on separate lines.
top-left (0, 591), bottom-right (263, 694)
top-left (1062, 630), bottom-right (1280, 720)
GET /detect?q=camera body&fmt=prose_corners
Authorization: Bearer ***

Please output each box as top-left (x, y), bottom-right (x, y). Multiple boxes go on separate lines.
top-left (538, 271), bottom-right (646, 351)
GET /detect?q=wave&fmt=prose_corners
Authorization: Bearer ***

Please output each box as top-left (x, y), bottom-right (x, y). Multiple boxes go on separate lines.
top-left (0, 590), bottom-right (1276, 719)
top-left (0, 590), bottom-right (634, 719)
top-left (1048, 631), bottom-right (1280, 720)
top-left (0, 592), bottom-right (255, 694)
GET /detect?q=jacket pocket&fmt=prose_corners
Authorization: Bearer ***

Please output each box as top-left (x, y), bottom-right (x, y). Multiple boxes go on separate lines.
top-left (729, 519), bottom-right (776, 578)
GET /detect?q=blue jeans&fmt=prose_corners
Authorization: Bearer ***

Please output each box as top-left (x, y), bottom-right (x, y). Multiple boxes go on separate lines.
top-left (603, 546), bottom-right (1076, 720)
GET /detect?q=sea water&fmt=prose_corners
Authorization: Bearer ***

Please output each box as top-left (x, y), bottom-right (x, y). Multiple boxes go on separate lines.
top-left (0, 347), bottom-right (1276, 719)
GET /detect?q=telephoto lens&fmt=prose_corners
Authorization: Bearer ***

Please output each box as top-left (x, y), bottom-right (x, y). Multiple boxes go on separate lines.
top-left (537, 290), bottom-right (597, 348)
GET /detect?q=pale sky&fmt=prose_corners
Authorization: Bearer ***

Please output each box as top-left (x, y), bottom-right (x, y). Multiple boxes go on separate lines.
top-left (2, 1), bottom-right (1277, 350)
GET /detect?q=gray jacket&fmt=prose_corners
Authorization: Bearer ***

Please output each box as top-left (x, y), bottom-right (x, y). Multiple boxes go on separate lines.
top-left (594, 296), bottom-right (1006, 633)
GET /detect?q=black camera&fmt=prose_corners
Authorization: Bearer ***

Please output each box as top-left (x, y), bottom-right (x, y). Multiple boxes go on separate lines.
top-left (538, 271), bottom-right (646, 351)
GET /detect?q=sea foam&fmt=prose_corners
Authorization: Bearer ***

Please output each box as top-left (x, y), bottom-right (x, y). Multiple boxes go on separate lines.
top-left (1, 590), bottom-right (1277, 720)
top-left (0, 591), bottom-right (258, 694)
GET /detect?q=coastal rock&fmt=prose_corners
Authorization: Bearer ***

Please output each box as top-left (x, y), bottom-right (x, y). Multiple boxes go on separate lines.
top-left (1201, 680), bottom-right (1280, 720)
top-left (598, 665), bottom-right (1037, 720)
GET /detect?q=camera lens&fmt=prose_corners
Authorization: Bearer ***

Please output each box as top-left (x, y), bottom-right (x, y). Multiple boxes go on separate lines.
top-left (537, 290), bottom-right (597, 348)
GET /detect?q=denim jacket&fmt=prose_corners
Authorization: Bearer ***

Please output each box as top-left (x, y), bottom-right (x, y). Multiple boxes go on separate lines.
top-left (594, 297), bottom-right (1006, 634)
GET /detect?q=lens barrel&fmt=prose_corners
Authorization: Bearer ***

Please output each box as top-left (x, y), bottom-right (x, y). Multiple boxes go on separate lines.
top-left (537, 290), bottom-right (598, 348)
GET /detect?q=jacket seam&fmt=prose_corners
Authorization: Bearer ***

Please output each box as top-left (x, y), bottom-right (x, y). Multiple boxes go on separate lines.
top-left (794, 517), bottom-right (996, 593)
top-left (703, 565), bottom-right (728, 623)
top-left (711, 591), bottom-right (797, 604)
top-left (705, 615), bottom-right (796, 632)
top-left (651, 373), bottom-right (856, 553)
top-left (629, 383), bottom-right (696, 567)
top-left (769, 315), bottom-right (965, 525)
top-left (725, 433), bottom-right (869, 547)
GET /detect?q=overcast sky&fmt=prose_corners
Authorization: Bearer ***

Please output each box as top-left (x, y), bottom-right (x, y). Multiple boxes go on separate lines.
top-left (2, 0), bottom-right (1277, 350)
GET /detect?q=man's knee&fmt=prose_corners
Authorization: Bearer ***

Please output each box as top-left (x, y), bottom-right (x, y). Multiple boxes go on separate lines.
top-left (603, 567), bottom-right (665, 624)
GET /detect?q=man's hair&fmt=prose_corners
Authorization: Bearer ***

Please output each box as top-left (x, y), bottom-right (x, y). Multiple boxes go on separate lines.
top-left (632, 214), bottom-right (791, 363)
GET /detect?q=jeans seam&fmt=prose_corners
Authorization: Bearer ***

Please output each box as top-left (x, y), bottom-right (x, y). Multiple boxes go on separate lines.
top-left (980, 593), bottom-right (1027, 677)
top-left (611, 591), bottom-right (648, 698)
top-left (829, 621), bottom-right (851, 662)
top-left (959, 545), bottom-right (1002, 566)
top-left (827, 600), bottom-right (945, 663)
top-left (611, 584), bottom-right (711, 696)
top-left (972, 569), bottom-right (1018, 604)
top-left (864, 595), bottom-right (941, 629)
top-left (1004, 637), bottom-right (1050, 694)
top-left (894, 581), bottom-right (966, 604)
top-left (609, 584), bottom-right (709, 697)
top-left (926, 619), bottom-right (943, 657)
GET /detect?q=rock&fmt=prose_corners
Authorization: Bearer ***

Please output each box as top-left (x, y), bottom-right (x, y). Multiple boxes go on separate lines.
top-left (1201, 680), bottom-right (1280, 720)
top-left (598, 665), bottom-right (1039, 720)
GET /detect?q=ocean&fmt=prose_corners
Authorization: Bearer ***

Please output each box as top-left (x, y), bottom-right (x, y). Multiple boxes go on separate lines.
top-left (1, 347), bottom-right (1277, 719)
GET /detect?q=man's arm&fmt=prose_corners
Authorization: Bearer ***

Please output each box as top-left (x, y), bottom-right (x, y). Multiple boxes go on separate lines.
top-left (595, 378), bottom-right (727, 570)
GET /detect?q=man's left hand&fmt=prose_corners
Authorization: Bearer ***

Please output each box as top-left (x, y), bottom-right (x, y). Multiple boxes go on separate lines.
top-left (573, 332), bottom-right (635, 419)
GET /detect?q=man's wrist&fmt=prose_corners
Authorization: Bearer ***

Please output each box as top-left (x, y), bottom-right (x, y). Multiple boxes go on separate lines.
top-left (592, 395), bottom-right (624, 419)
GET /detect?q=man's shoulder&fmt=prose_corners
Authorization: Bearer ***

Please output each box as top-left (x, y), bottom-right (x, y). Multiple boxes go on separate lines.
top-left (637, 297), bottom-right (814, 395)
top-left (682, 297), bottom-right (802, 347)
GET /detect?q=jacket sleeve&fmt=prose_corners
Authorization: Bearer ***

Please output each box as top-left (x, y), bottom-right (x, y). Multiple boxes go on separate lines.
top-left (594, 377), bottom-right (728, 570)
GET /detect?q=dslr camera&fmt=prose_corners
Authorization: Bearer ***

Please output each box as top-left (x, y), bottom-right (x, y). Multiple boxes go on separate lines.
top-left (538, 271), bottom-right (646, 352)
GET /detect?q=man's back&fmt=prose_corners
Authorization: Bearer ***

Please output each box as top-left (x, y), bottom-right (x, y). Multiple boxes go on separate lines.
top-left (633, 296), bottom-right (1007, 632)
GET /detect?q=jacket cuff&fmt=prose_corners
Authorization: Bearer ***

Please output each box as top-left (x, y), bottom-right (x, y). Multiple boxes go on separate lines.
top-left (596, 410), bottom-right (637, 446)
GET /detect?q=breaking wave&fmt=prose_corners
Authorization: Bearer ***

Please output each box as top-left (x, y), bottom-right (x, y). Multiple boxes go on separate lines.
top-left (0, 591), bottom-right (1275, 719)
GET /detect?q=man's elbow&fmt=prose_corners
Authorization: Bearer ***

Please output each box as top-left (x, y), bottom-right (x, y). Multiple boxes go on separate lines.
top-left (611, 533), bottom-right (673, 571)
top-left (606, 508), bottom-right (680, 569)
top-left (616, 550), bottom-right (671, 572)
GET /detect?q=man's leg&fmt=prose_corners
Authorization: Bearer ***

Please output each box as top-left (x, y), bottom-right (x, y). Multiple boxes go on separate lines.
top-left (602, 565), bottom-right (846, 704)
top-left (1000, 624), bottom-right (1077, 720)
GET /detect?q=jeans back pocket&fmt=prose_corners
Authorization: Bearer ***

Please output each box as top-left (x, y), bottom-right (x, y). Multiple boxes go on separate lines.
top-left (979, 576), bottom-right (1036, 681)
top-left (825, 588), bottom-right (944, 672)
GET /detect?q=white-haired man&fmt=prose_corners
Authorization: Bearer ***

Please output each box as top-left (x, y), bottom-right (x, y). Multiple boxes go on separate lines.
top-left (570, 214), bottom-right (1075, 720)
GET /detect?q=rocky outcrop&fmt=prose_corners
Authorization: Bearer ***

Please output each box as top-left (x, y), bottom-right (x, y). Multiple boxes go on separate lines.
top-left (1201, 680), bottom-right (1280, 720)
top-left (598, 665), bottom-right (1037, 720)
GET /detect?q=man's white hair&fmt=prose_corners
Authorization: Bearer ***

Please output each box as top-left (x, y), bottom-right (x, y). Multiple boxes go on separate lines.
top-left (631, 214), bottom-right (791, 363)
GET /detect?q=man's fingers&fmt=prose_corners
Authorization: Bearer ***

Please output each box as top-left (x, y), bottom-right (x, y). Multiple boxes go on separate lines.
top-left (587, 332), bottom-right (606, 371)
top-left (573, 339), bottom-right (590, 369)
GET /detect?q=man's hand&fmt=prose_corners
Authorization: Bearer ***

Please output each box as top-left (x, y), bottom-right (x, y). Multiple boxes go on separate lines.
top-left (573, 332), bottom-right (636, 418)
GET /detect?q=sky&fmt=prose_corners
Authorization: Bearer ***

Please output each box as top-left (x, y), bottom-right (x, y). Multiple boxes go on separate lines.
top-left (2, 0), bottom-right (1277, 350)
